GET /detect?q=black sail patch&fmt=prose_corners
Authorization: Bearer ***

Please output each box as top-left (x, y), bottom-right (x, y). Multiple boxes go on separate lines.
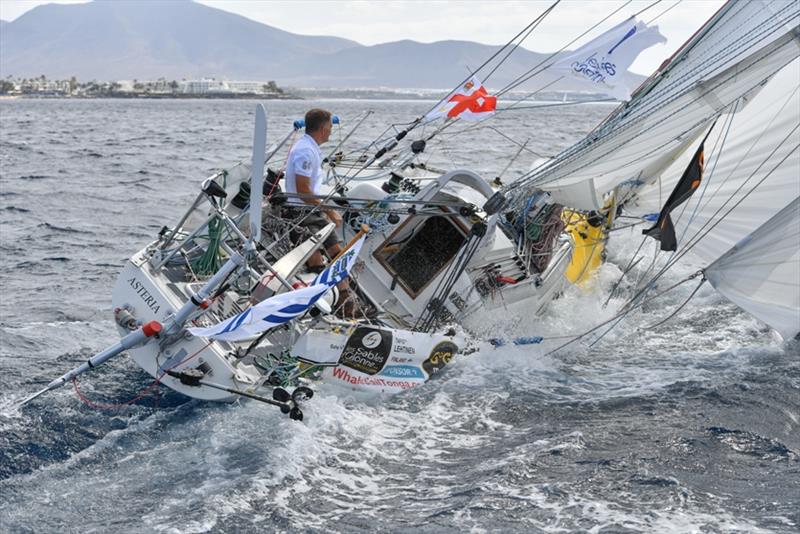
top-left (339, 327), bottom-right (393, 375)
top-left (643, 122), bottom-right (716, 252)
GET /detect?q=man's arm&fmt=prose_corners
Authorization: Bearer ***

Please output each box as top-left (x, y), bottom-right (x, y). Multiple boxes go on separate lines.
top-left (296, 174), bottom-right (342, 227)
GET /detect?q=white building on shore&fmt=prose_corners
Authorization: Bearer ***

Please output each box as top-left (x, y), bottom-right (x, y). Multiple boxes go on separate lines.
top-left (177, 78), bottom-right (281, 95)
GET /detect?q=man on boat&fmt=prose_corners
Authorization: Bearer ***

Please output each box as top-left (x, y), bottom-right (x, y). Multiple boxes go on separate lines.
top-left (283, 108), bottom-right (344, 270)
top-left (282, 108), bottom-right (369, 317)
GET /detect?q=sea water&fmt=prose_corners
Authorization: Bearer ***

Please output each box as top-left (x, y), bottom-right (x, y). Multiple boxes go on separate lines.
top-left (0, 98), bottom-right (797, 533)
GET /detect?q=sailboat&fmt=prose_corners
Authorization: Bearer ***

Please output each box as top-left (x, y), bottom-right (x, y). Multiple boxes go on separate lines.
top-left (18, 0), bottom-right (799, 419)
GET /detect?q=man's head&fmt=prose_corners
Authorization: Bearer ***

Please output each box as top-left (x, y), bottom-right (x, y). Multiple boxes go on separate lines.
top-left (305, 108), bottom-right (333, 145)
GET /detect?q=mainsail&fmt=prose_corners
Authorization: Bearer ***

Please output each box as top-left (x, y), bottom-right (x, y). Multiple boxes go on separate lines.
top-left (623, 57), bottom-right (800, 340)
top-left (502, 0), bottom-right (800, 211)
top-left (624, 58), bottom-right (800, 263)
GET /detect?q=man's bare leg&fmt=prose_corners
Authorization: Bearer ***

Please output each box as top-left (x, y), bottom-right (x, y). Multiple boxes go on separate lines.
top-left (307, 244), bottom-right (347, 291)
top-left (324, 243), bottom-right (350, 292)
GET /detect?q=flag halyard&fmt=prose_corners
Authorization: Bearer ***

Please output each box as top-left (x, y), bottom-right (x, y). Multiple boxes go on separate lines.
top-left (643, 141), bottom-right (707, 251)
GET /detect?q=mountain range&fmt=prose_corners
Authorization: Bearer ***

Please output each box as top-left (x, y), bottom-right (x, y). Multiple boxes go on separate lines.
top-left (0, 0), bottom-right (638, 91)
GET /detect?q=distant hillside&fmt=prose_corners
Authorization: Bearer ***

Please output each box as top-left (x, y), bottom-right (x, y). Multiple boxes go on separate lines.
top-left (0, 0), bottom-right (642, 91)
top-left (0, 0), bottom-right (359, 81)
top-left (282, 39), bottom-right (556, 89)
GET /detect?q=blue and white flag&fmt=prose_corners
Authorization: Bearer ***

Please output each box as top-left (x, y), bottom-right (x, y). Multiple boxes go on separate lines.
top-left (188, 235), bottom-right (366, 341)
top-left (551, 17), bottom-right (666, 101)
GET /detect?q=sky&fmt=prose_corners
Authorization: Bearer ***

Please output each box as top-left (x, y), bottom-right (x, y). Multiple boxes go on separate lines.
top-left (0, 0), bottom-right (727, 75)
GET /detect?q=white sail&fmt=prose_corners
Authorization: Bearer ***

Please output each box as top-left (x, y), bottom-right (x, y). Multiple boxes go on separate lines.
top-left (705, 197), bottom-right (800, 340)
top-left (625, 58), bottom-right (800, 263)
top-left (505, 0), bottom-right (800, 211)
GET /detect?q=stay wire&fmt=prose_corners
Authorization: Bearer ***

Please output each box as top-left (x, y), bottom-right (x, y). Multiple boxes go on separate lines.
top-left (640, 275), bottom-right (706, 330)
top-left (646, 0), bottom-right (681, 25)
top-left (482, 0), bottom-right (561, 84)
top-left (421, 0), bottom-right (562, 119)
top-left (602, 235), bottom-right (648, 307)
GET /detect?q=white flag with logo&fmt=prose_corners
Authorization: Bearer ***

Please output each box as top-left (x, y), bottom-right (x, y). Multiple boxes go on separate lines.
top-left (188, 235), bottom-right (366, 342)
top-left (551, 17), bottom-right (666, 101)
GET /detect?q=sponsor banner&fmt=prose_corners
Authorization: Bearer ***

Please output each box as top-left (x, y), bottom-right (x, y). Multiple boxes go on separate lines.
top-left (339, 327), bottom-right (393, 375)
top-left (379, 365), bottom-right (425, 379)
top-left (329, 366), bottom-right (419, 391)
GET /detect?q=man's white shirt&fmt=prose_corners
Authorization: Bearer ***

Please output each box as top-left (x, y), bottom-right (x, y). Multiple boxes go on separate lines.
top-left (284, 134), bottom-right (323, 196)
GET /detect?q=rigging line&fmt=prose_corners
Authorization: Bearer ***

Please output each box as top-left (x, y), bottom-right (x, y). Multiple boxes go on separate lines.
top-left (483, 0), bottom-right (561, 83)
top-left (445, 123), bottom-right (549, 158)
top-left (633, 0), bottom-right (666, 18)
top-left (507, 11), bottom-right (799, 192)
top-left (588, 271), bottom-right (705, 348)
top-left (632, 235), bottom-right (661, 299)
top-left (324, 110), bottom-right (373, 162)
top-left (497, 0), bottom-right (635, 96)
top-left (646, 0), bottom-right (681, 25)
top-left (497, 137), bottom-right (532, 182)
top-left (640, 275), bottom-right (706, 330)
top-left (493, 75), bottom-right (566, 116)
top-left (602, 236), bottom-right (648, 307)
top-left (495, 99), bottom-right (618, 111)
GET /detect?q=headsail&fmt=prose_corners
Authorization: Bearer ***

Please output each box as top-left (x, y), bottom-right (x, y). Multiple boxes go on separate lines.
top-left (705, 197), bottom-right (800, 341)
top-left (503, 0), bottom-right (800, 211)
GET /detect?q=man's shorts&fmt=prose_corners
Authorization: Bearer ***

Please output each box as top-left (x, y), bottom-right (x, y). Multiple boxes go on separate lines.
top-left (283, 207), bottom-right (342, 250)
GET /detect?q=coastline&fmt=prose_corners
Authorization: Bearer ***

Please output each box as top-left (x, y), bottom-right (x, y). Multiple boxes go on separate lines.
top-left (0, 92), bottom-right (302, 100)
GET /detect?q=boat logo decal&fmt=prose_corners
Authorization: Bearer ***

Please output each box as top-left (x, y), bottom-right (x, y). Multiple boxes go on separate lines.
top-left (422, 341), bottom-right (458, 378)
top-left (362, 331), bottom-right (382, 349)
top-left (340, 327), bottom-right (393, 375)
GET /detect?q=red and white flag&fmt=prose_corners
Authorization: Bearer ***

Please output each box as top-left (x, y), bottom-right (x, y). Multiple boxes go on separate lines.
top-left (425, 75), bottom-right (497, 122)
